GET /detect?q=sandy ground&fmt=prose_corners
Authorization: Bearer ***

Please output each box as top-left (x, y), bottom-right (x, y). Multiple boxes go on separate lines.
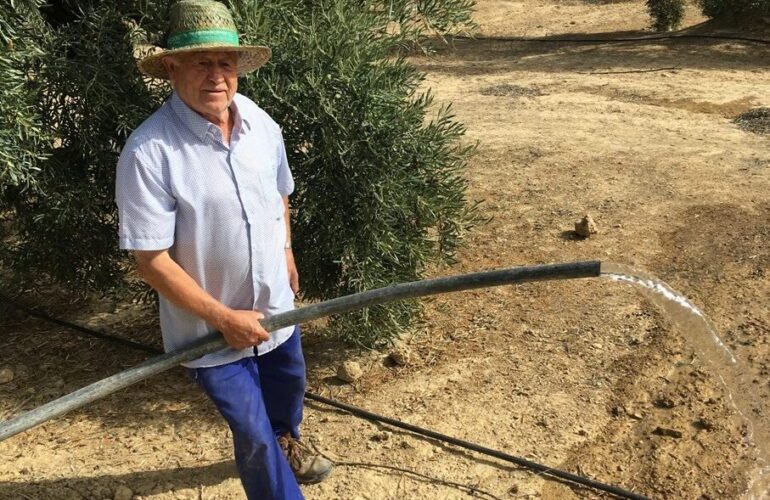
top-left (1, 1), bottom-right (769, 499)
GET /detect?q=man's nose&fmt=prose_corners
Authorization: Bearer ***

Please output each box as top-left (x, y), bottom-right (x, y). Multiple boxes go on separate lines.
top-left (207, 63), bottom-right (228, 81)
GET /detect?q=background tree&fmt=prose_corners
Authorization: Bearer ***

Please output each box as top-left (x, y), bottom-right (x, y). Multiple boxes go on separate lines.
top-left (647, 0), bottom-right (770, 31)
top-left (0, 0), bottom-right (49, 229)
top-left (647, 0), bottom-right (684, 31)
top-left (699, 0), bottom-right (770, 19)
top-left (0, 0), bottom-right (478, 347)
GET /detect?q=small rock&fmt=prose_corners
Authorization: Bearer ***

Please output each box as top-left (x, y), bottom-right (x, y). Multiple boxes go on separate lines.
top-left (388, 345), bottom-right (412, 366)
top-left (336, 361), bottom-right (363, 383)
top-left (624, 406), bottom-right (643, 420)
top-left (174, 488), bottom-right (198, 499)
top-left (88, 484), bottom-right (113, 499)
top-left (652, 426), bottom-right (683, 438)
top-left (574, 214), bottom-right (598, 238)
top-left (0, 367), bottom-right (14, 384)
top-left (113, 485), bottom-right (133, 500)
top-left (370, 431), bottom-right (391, 442)
top-left (694, 416), bottom-right (715, 431)
top-left (653, 397), bottom-right (675, 409)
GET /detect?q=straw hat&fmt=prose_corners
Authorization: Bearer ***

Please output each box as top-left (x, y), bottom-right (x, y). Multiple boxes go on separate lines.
top-left (139, 0), bottom-right (271, 80)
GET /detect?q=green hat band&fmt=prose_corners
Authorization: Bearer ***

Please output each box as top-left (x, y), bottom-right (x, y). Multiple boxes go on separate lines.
top-left (167, 29), bottom-right (239, 49)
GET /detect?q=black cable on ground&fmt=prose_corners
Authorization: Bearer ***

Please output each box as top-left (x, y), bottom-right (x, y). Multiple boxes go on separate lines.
top-left (449, 33), bottom-right (770, 45)
top-left (304, 392), bottom-right (647, 500)
top-left (0, 293), bottom-right (161, 354)
top-left (0, 284), bottom-right (648, 500)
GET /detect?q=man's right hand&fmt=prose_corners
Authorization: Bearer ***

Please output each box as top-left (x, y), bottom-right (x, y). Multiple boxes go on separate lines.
top-left (217, 309), bottom-right (271, 349)
top-left (132, 250), bottom-right (270, 350)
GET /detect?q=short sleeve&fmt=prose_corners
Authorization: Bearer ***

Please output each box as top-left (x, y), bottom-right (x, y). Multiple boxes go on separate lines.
top-left (115, 149), bottom-right (176, 251)
top-left (276, 131), bottom-right (294, 197)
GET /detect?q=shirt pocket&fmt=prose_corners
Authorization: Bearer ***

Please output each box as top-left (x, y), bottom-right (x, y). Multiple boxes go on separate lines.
top-left (235, 142), bottom-right (284, 220)
top-left (254, 149), bottom-right (285, 220)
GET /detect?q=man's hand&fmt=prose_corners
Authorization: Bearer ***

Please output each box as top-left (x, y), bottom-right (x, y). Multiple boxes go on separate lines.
top-left (286, 249), bottom-right (299, 294)
top-left (216, 309), bottom-right (271, 350)
top-left (133, 250), bottom-right (270, 350)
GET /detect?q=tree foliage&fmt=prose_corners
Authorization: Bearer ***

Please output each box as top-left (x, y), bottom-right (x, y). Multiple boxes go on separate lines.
top-left (0, 0), bottom-right (478, 346)
top-left (698, 0), bottom-right (770, 19)
top-left (0, 0), bottom-right (49, 197)
top-left (646, 0), bottom-right (684, 31)
top-left (648, 0), bottom-right (770, 30)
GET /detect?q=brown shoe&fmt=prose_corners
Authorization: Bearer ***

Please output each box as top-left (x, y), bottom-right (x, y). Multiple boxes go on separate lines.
top-left (278, 433), bottom-right (333, 484)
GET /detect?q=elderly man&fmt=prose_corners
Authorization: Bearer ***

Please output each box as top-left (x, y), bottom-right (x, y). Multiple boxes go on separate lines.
top-left (115, 1), bottom-right (331, 498)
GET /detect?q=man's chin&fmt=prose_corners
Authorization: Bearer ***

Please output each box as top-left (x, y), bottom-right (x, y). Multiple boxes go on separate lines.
top-left (199, 101), bottom-right (230, 116)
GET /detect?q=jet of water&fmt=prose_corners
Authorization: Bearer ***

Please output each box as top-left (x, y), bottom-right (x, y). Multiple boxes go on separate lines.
top-left (600, 262), bottom-right (768, 499)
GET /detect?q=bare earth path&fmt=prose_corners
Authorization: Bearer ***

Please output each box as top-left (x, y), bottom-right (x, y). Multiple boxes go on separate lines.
top-left (1, 1), bottom-right (769, 499)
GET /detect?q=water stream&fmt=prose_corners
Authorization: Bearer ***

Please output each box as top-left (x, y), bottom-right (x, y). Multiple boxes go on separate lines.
top-left (600, 262), bottom-right (769, 499)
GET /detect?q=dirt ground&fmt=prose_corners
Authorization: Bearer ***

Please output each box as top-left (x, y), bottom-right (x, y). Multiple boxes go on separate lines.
top-left (1, 1), bottom-right (769, 499)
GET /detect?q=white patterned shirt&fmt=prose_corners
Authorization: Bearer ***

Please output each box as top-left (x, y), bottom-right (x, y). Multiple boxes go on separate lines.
top-left (116, 92), bottom-right (295, 368)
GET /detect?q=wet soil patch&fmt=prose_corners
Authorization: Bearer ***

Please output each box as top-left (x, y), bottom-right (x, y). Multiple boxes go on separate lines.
top-left (735, 107), bottom-right (770, 135)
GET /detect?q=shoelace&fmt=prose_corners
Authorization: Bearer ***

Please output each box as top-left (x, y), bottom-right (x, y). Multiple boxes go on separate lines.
top-left (279, 435), bottom-right (306, 471)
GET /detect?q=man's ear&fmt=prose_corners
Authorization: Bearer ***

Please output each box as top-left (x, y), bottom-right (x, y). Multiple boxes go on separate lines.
top-left (162, 55), bottom-right (177, 85)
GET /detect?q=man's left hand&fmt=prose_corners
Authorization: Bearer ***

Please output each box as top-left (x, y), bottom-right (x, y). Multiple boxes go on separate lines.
top-left (286, 249), bottom-right (299, 294)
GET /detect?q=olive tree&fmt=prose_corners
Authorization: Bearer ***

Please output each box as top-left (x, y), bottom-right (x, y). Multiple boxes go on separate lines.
top-left (0, 0), bottom-right (478, 346)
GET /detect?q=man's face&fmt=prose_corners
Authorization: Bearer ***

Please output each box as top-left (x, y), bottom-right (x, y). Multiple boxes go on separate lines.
top-left (164, 51), bottom-right (239, 123)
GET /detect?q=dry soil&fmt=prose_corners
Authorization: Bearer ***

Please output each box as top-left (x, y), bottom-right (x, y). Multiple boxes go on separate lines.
top-left (1, 1), bottom-right (769, 499)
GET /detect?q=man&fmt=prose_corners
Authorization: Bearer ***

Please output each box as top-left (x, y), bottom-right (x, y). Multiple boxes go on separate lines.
top-left (115, 1), bottom-right (332, 498)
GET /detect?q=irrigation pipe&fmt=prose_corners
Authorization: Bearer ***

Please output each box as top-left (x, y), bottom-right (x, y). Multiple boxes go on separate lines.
top-left (450, 33), bottom-right (770, 45)
top-left (305, 392), bottom-right (648, 500)
top-left (0, 293), bottom-right (160, 354)
top-left (0, 260), bottom-right (600, 441)
top-left (0, 260), bottom-right (649, 498)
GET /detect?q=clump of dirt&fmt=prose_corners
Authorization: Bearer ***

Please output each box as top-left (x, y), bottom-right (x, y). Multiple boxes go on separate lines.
top-left (574, 214), bottom-right (599, 238)
top-left (735, 107), bottom-right (770, 135)
top-left (0, 367), bottom-right (14, 384)
top-left (336, 360), bottom-right (364, 383)
top-left (388, 345), bottom-right (413, 366)
top-left (479, 83), bottom-right (543, 98)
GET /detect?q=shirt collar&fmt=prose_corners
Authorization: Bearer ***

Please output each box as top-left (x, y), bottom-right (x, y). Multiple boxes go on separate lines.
top-left (169, 91), bottom-right (249, 141)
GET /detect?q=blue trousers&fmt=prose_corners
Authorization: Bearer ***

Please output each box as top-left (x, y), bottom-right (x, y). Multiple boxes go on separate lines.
top-left (189, 326), bottom-right (306, 500)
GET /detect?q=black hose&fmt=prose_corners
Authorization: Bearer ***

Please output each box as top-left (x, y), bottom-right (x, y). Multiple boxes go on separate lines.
top-left (0, 293), bottom-right (160, 354)
top-left (450, 33), bottom-right (770, 45)
top-left (0, 261), bottom-right (599, 440)
top-left (305, 393), bottom-right (648, 500)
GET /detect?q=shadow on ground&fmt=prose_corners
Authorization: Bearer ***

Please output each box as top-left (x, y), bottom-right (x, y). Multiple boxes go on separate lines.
top-left (0, 461), bottom-right (237, 499)
top-left (414, 27), bottom-right (769, 76)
